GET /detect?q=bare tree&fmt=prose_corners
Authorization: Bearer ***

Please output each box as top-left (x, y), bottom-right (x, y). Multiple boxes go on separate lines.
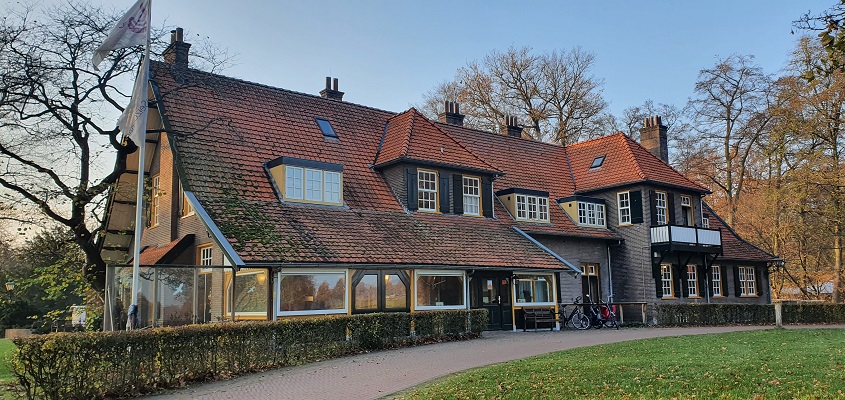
top-left (418, 46), bottom-right (609, 145)
top-left (682, 54), bottom-right (774, 226)
top-left (0, 1), bottom-right (232, 290)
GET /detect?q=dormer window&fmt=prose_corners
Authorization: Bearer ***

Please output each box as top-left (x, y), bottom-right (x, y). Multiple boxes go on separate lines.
top-left (577, 202), bottom-right (606, 227)
top-left (417, 169), bottom-right (438, 212)
top-left (515, 194), bottom-right (549, 222)
top-left (558, 196), bottom-right (607, 228)
top-left (590, 155), bottom-right (606, 170)
top-left (462, 176), bottom-right (481, 216)
top-left (267, 156), bottom-right (343, 206)
top-left (315, 118), bottom-right (338, 139)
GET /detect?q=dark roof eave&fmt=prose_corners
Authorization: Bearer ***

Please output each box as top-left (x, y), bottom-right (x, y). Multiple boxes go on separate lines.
top-left (519, 229), bottom-right (622, 241)
top-left (574, 179), bottom-right (711, 195)
top-left (373, 157), bottom-right (503, 176)
top-left (239, 261), bottom-right (568, 272)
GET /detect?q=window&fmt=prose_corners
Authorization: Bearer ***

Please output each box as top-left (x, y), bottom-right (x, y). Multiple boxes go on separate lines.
top-left (681, 195), bottom-right (694, 226)
top-left (179, 183), bottom-right (194, 217)
top-left (352, 270), bottom-right (410, 312)
top-left (590, 155), bottom-right (606, 169)
top-left (515, 194), bottom-right (549, 222)
top-left (198, 245), bottom-right (213, 266)
top-left (712, 266), bottom-right (723, 297)
top-left (577, 202), bottom-right (606, 227)
top-left (415, 270), bottom-right (466, 310)
top-left (514, 275), bottom-right (553, 304)
top-left (315, 118), bottom-right (338, 139)
top-left (149, 175), bottom-right (161, 227)
top-left (582, 263), bottom-right (600, 303)
top-left (655, 191), bottom-right (667, 225)
top-left (701, 215), bottom-right (710, 228)
top-left (226, 269), bottom-right (268, 318)
top-left (417, 169), bottom-right (438, 212)
top-left (687, 265), bottom-right (698, 297)
top-left (661, 264), bottom-right (674, 298)
top-left (738, 266), bottom-right (757, 296)
top-left (462, 177), bottom-right (481, 216)
top-left (278, 270), bottom-right (347, 316)
top-left (284, 166), bottom-right (342, 205)
top-left (618, 192), bottom-right (631, 225)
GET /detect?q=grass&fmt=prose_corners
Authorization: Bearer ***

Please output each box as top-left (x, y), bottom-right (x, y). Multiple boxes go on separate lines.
top-left (390, 329), bottom-right (845, 399)
top-left (0, 339), bottom-right (19, 399)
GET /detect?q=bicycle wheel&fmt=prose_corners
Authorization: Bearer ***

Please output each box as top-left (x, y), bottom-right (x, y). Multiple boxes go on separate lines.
top-left (574, 313), bottom-right (590, 330)
top-left (607, 313), bottom-right (619, 330)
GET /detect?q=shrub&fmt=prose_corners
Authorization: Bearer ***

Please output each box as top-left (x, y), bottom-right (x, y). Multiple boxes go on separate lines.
top-left (12, 309), bottom-right (487, 399)
top-left (654, 303), bottom-right (845, 326)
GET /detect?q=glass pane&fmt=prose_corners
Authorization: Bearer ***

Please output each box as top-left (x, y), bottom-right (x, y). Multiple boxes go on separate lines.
top-left (156, 268), bottom-right (195, 326)
top-left (227, 272), bottom-right (269, 315)
top-left (355, 274), bottom-right (379, 310)
top-left (279, 273), bottom-right (346, 312)
top-left (384, 274), bottom-right (407, 309)
top-left (198, 273), bottom-right (212, 323)
top-left (514, 275), bottom-right (551, 303)
top-left (417, 275), bottom-right (464, 306)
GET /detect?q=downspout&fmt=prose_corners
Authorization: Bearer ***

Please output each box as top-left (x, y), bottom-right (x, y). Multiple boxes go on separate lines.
top-left (607, 245), bottom-right (614, 303)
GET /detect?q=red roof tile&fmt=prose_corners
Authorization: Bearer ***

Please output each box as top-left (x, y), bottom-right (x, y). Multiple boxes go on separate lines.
top-left (137, 235), bottom-right (194, 265)
top-left (566, 133), bottom-right (709, 193)
top-left (703, 203), bottom-right (775, 263)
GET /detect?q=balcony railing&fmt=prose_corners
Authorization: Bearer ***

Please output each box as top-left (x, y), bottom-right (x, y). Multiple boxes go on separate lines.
top-left (650, 225), bottom-right (722, 253)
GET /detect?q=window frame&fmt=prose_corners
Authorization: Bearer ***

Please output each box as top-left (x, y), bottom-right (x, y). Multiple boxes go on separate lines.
top-left (197, 244), bottom-right (213, 274)
top-left (687, 265), bottom-right (699, 298)
top-left (149, 175), bottom-right (161, 227)
top-left (513, 274), bottom-right (555, 306)
top-left (655, 191), bottom-right (667, 225)
top-left (711, 265), bottom-right (723, 297)
top-left (351, 269), bottom-right (410, 313)
top-left (304, 168), bottom-right (324, 202)
top-left (515, 194), bottom-right (549, 222)
top-left (417, 169), bottom-right (438, 212)
top-left (738, 266), bottom-right (757, 297)
top-left (315, 118), bottom-right (338, 139)
top-left (617, 191), bottom-right (631, 225)
top-left (661, 264), bottom-right (674, 299)
top-left (462, 176), bottom-right (481, 216)
top-left (225, 269), bottom-right (269, 319)
top-left (277, 269), bottom-right (349, 317)
top-left (701, 216), bottom-right (710, 228)
top-left (285, 166), bottom-right (304, 200)
top-left (577, 201), bottom-right (606, 227)
top-left (179, 182), bottom-right (195, 218)
top-left (283, 165), bottom-right (343, 206)
top-left (681, 195), bottom-right (694, 226)
top-left (414, 269), bottom-right (467, 311)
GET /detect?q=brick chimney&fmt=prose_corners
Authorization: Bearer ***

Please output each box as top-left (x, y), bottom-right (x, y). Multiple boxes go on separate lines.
top-left (320, 77), bottom-right (344, 101)
top-left (438, 101), bottom-right (465, 126)
top-left (640, 116), bottom-right (668, 163)
top-left (162, 28), bottom-right (190, 68)
top-left (504, 115), bottom-right (523, 138)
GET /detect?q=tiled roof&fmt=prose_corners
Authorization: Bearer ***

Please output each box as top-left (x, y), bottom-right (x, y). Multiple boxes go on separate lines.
top-left (137, 235), bottom-right (194, 265)
top-left (374, 108), bottom-right (499, 173)
top-left (566, 133), bottom-right (709, 193)
top-left (149, 62), bottom-right (581, 269)
top-left (703, 203), bottom-right (776, 263)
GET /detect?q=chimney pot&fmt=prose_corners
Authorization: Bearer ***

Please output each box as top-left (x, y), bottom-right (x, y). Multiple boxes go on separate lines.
top-left (640, 115), bottom-right (669, 163)
top-left (438, 100), bottom-right (465, 126)
top-left (163, 27), bottom-right (190, 68)
top-left (504, 115), bottom-right (523, 138)
top-left (333, 78), bottom-right (339, 91)
top-left (320, 76), bottom-right (345, 101)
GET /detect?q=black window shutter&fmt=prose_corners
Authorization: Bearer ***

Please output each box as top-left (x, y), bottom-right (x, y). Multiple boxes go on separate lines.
top-left (653, 264), bottom-right (664, 298)
top-left (406, 167), bottom-right (418, 211)
top-left (439, 173), bottom-right (450, 213)
top-left (452, 174), bottom-right (463, 215)
top-left (675, 265), bottom-right (684, 298)
top-left (481, 176), bottom-right (493, 218)
top-left (698, 265), bottom-right (708, 297)
top-left (649, 190), bottom-right (657, 226)
top-left (667, 192), bottom-right (675, 225)
top-left (630, 190), bottom-right (643, 224)
top-left (755, 266), bottom-right (764, 296)
top-left (733, 266), bottom-right (742, 297)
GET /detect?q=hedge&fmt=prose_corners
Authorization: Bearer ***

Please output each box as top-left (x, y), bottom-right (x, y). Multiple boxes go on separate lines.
top-left (12, 309), bottom-right (488, 400)
top-left (654, 303), bottom-right (845, 326)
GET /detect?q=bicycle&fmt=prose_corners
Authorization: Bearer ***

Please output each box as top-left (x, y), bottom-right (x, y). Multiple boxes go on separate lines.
top-left (559, 296), bottom-right (590, 330)
top-left (584, 295), bottom-right (619, 330)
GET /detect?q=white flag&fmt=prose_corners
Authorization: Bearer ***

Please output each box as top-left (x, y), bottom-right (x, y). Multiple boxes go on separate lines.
top-left (118, 55), bottom-right (149, 145)
top-left (92, 0), bottom-right (151, 70)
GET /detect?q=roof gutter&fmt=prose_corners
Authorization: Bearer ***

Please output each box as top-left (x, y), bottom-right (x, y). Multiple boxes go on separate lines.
top-left (512, 227), bottom-right (583, 274)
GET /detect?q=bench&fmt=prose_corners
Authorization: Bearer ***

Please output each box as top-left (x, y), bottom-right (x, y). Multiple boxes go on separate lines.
top-left (522, 307), bottom-right (559, 331)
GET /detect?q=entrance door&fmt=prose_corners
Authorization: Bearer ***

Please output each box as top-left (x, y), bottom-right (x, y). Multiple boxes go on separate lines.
top-left (470, 273), bottom-right (512, 330)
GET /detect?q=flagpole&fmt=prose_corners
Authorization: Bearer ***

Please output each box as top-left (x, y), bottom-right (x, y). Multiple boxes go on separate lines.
top-left (128, 1), bottom-right (151, 331)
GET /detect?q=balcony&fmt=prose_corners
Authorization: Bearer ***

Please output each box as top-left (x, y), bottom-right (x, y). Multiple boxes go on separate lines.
top-left (650, 225), bottom-right (722, 254)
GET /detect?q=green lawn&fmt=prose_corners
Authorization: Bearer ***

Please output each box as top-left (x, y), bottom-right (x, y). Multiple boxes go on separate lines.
top-left (390, 329), bottom-right (845, 400)
top-left (0, 340), bottom-right (15, 384)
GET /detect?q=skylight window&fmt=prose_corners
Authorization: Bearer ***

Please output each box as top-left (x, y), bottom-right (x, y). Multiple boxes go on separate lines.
top-left (316, 118), bottom-right (338, 139)
top-left (590, 155), bottom-right (606, 170)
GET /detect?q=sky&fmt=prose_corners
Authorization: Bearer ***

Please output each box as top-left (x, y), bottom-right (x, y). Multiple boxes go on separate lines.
top-left (121, 0), bottom-right (834, 118)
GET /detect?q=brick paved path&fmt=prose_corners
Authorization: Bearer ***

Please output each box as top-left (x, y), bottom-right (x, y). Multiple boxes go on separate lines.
top-left (149, 325), bottom-right (839, 400)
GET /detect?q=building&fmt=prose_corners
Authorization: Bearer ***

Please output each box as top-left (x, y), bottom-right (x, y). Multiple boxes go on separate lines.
top-left (100, 32), bottom-right (777, 330)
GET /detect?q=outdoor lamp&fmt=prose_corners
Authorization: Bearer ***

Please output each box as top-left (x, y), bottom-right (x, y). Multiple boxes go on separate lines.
top-left (5, 281), bottom-right (14, 292)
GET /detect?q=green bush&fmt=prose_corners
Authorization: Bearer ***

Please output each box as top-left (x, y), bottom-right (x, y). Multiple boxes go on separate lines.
top-left (654, 303), bottom-right (845, 326)
top-left (12, 309), bottom-right (487, 399)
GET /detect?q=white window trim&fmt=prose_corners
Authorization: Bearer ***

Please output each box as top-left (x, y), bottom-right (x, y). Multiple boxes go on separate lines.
top-left (226, 269), bottom-right (269, 317)
top-left (515, 194), bottom-right (549, 222)
top-left (739, 266), bottom-right (757, 297)
top-left (413, 269), bottom-right (467, 310)
top-left (577, 202), bottom-right (606, 227)
top-left (417, 169), bottom-right (438, 212)
top-left (617, 191), bottom-right (631, 225)
top-left (712, 265), bottom-right (723, 297)
top-left (179, 184), bottom-right (195, 218)
top-left (305, 168), bottom-right (324, 202)
top-left (655, 191), bottom-right (667, 225)
top-left (701, 217), bottom-right (710, 228)
top-left (276, 269), bottom-right (350, 317)
top-left (283, 165), bottom-right (343, 205)
top-left (513, 274), bottom-right (556, 306)
top-left (687, 265), bottom-right (699, 297)
top-left (150, 175), bottom-right (161, 227)
top-left (285, 166), bottom-right (304, 200)
top-left (661, 264), bottom-right (674, 299)
top-left (462, 176), bottom-right (481, 216)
